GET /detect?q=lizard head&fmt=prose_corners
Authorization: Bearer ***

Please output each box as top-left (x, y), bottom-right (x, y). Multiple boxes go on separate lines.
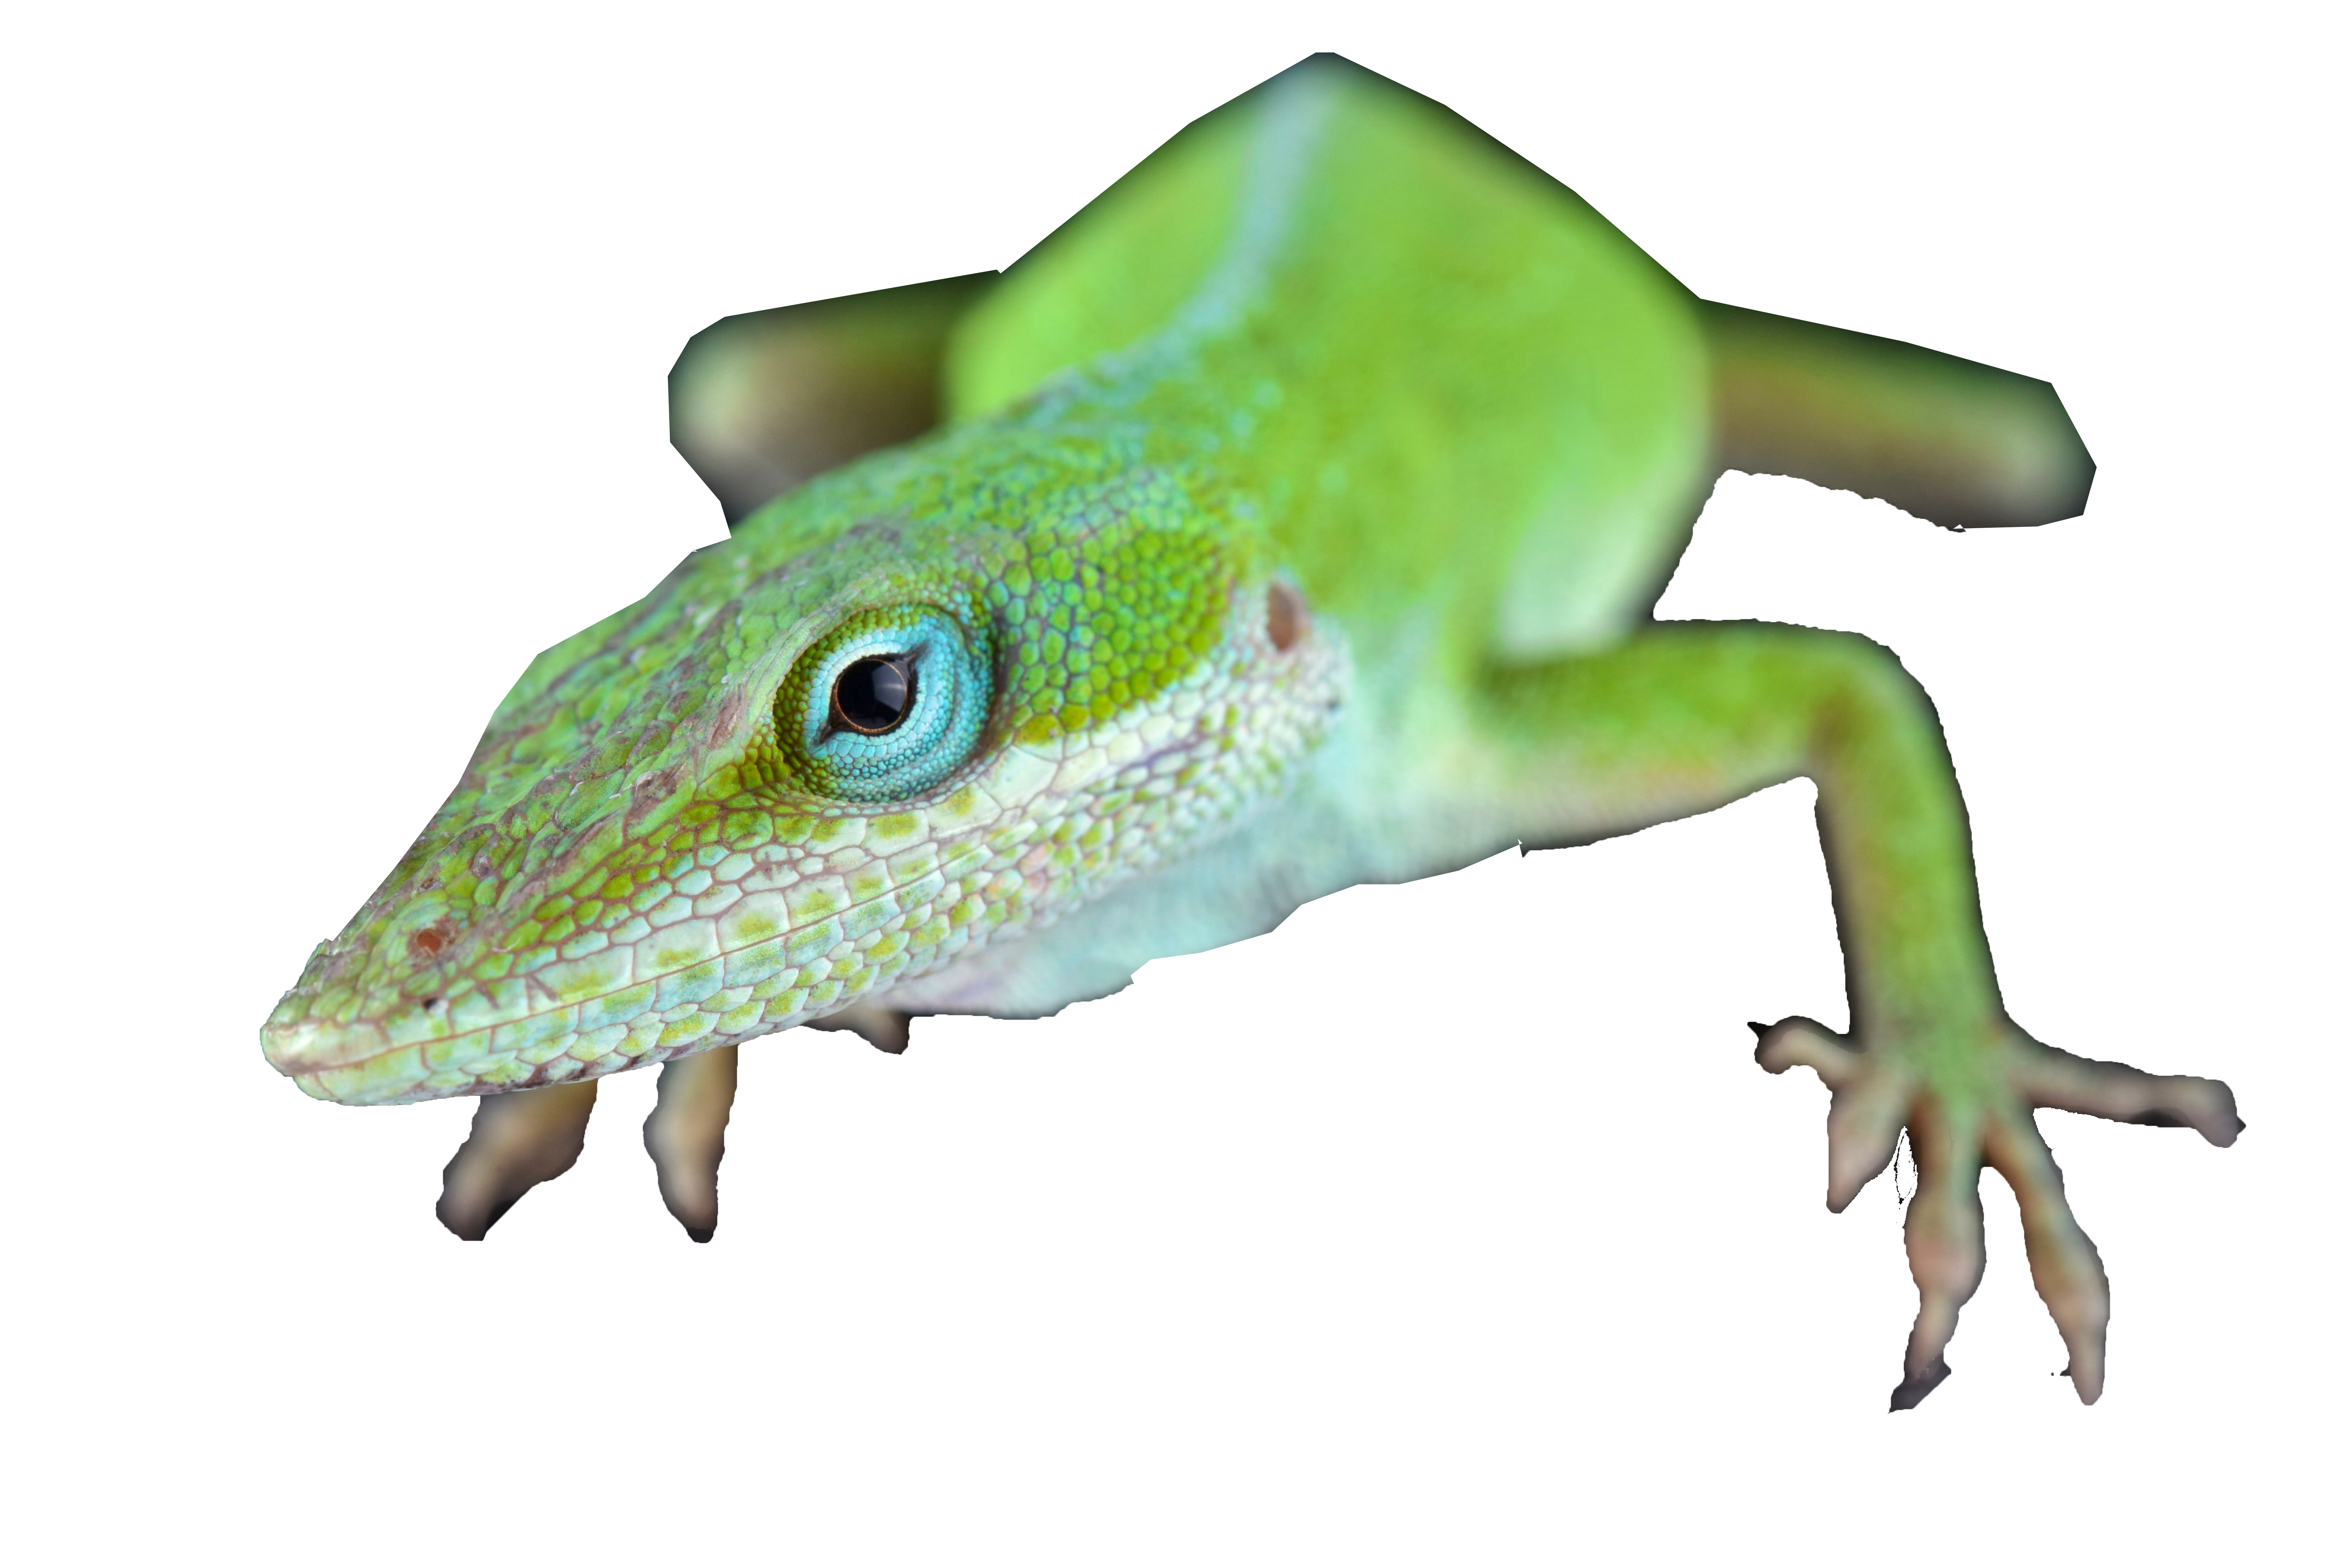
top-left (260, 422), bottom-right (1348, 1104)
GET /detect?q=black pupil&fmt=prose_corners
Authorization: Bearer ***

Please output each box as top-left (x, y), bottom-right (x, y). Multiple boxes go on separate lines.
top-left (832, 655), bottom-right (916, 735)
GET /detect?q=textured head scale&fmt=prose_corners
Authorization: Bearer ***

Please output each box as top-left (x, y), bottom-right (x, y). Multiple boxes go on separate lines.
top-left (262, 415), bottom-right (1347, 1103)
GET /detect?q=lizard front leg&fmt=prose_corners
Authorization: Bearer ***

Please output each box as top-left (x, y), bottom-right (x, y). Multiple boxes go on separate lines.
top-left (437, 1079), bottom-right (600, 1239)
top-left (642, 1046), bottom-right (740, 1242)
top-left (437, 1046), bottom-right (745, 1240)
top-left (1480, 621), bottom-right (2239, 1407)
top-left (637, 1013), bottom-right (908, 1240)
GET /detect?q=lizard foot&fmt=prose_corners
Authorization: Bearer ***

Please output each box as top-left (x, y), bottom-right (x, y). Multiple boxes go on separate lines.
top-left (1751, 1015), bottom-right (2239, 1410)
top-left (643, 1046), bottom-right (739, 1242)
top-left (437, 1079), bottom-right (599, 1240)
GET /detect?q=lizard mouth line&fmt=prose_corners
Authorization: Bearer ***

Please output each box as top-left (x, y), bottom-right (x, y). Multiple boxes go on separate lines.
top-left (264, 856), bottom-right (984, 1080)
top-left (267, 724), bottom-right (1242, 1081)
top-left (265, 675), bottom-right (1316, 1097)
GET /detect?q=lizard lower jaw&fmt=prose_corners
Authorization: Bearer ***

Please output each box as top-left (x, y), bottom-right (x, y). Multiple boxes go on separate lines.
top-left (259, 1015), bottom-right (447, 1106)
top-left (261, 1015), bottom-right (389, 1074)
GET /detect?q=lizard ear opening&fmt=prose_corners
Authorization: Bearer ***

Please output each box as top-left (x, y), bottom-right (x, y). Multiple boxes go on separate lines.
top-left (1266, 581), bottom-right (1308, 652)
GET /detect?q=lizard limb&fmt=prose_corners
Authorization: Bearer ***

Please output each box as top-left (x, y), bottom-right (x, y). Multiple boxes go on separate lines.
top-left (437, 1079), bottom-right (599, 1240)
top-left (670, 273), bottom-right (996, 525)
top-left (643, 1046), bottom-right (739, 1242)
top-left (1487, 623), bottom-right (2238, 1407)
top-left (1702, 299), bottom-right (2094, 531)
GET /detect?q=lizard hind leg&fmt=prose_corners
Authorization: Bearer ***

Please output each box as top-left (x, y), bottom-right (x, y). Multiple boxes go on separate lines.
top-left (1701, 300), bottom-right (2094, 531)
top-left (670, 274), bottom-right (996, 525)
top-left (643, 1046), bottom-right (740, 1242)
top-left (437, 1079), bottom-right (600, 1240)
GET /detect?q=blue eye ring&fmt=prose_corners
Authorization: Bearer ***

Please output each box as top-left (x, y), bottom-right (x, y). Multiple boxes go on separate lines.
top-left (776, 605), bottom-right (992, 802)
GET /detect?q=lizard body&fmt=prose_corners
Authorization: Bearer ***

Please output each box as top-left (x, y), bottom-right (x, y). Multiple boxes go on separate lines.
top-left (262, 56), bottom-right (2237, 1407)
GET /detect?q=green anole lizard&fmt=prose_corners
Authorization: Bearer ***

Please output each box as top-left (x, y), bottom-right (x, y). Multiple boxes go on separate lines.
top-left (261, 55), bottom-right (2239, 1410)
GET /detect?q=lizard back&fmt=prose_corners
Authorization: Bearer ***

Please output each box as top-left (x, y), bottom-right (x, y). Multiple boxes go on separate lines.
top-left (947, 55), bottom-right (1715, 669)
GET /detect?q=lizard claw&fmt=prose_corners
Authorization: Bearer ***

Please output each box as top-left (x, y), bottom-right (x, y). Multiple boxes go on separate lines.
top-left (1888, 1359), bottom-right (1951, 1411)
top-left (1753, 1013), bottom-right (2235, 1409)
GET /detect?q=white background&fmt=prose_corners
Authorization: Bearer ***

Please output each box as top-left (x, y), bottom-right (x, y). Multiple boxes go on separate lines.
top-left (5, 3), bottom-right (2342, 1562)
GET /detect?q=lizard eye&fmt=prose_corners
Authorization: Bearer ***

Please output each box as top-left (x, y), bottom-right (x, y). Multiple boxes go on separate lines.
top-left (778, 606), bottom-right (991, 801)
top-left (831, 655), bottom-right (916, 735)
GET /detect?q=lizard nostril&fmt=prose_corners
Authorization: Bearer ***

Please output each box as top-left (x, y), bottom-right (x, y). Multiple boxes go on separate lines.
top-left (1266, 581), bottom-right (1308, 652)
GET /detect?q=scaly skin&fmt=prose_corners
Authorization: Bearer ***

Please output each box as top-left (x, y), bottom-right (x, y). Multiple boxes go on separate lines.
top-left (261, 56), bottom-right (2238, 1407)
top-left (261, 426), bottom-right (1346, 1104)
